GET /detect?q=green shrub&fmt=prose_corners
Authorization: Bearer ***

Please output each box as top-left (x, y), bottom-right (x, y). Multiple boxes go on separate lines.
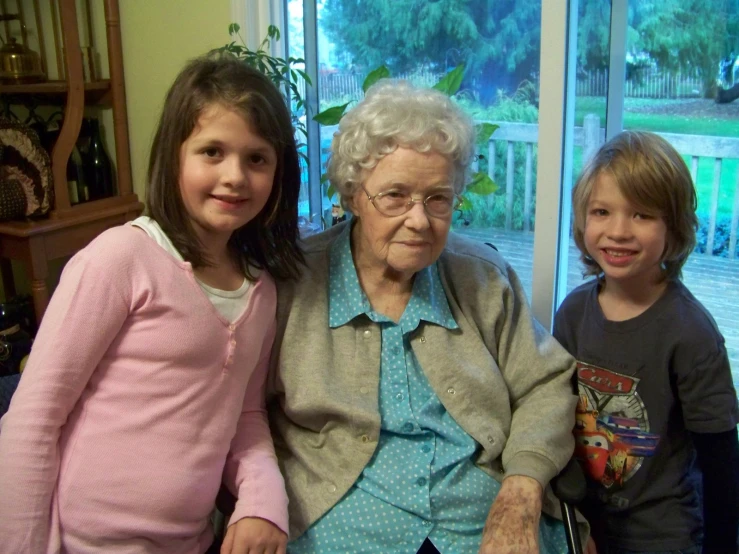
top-left (454, 82), bottom-right (539, 231)
top-left (695, 214), bottom-right (739, 258)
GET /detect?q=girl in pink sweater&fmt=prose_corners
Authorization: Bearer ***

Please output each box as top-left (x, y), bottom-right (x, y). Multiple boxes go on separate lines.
top-left (0, 53), bottom-right (303, 554)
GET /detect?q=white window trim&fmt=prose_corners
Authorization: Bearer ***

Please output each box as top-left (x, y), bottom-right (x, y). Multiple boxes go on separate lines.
top-left (533, 0), bottom-right (574, 329)
top-left (301, 1), bottom-right (323, 221)
top-left (606, 0), bottom-right (628, 140)
top-left (231, 0), bottom-right (285, 56)
top-left (539, 0), bottom-right (629, 328)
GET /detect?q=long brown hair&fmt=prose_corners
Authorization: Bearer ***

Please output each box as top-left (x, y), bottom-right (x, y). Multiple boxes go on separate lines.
top-left (146, 51), bottom-right (303, 280)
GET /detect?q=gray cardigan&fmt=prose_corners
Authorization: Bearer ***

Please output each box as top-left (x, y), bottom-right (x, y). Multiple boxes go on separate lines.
top-left (267, 222), bottom-right (577, 538)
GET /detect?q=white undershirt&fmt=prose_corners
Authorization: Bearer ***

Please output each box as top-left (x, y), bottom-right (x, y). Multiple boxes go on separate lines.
top-left (130, 216), bottom-right (252, 323)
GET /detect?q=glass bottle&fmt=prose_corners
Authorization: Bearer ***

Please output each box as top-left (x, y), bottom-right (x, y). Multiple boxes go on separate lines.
top-left (84, 118), bottom-right (116, 200)
top-left (66, 145), bottom-right (88, 204)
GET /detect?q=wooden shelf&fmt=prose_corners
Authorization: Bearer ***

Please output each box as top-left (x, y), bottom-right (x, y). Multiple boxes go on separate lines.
top-left (0, 80), bottom-right (112, 105)
top-left (0, 0), bottom-right (139, 324)
top-left (0, 195), bottom-right (143, 238)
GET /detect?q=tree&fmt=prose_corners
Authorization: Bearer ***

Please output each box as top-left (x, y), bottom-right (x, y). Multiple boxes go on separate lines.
top-left (321, 0), bottom-right (541, 104)
top-left (575, 0), bottom-right (737, 98)
top-left (576, 1), bottom-right (609, 70)
top-left (635, 0), bottom-right (730, 98)
top-left (321, 0), bottom-right (738, 101)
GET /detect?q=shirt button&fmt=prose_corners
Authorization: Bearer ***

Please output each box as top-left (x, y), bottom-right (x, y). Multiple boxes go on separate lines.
top-left (487, 435), bottom-right (495, 444)
top-left (447, 387), bottom-right (456, 395)
top-left (395, 393), bottom-right (403, 401)
top-left (421, 445), bottom-right (431, 453)
top-left (416, 477), bottom-right (427, 487)
top-left (228, 324), bottom-right (236, 331)
top-left (363, 329), bottom-right (372, 338)
top-left (403, 422), bottom-right (414, 433)
top-left (361, 434), bottom-right (370, 443)
top-left (230, 339), bottom-right (236, 347)
top-left (360, 386), bottom-right (368, 394)
top-left (328, 484), bottom-right (337, 493)
top-left (391, 346), bottom-right (400, 355)
top-left (419, 336), bottom-right (426, 343)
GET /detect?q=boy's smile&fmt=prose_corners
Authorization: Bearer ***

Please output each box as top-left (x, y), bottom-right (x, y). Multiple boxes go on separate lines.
top-left (584, 172), bottom-right (668, 292)
top-left (601, 247), bottom-right (638, 266)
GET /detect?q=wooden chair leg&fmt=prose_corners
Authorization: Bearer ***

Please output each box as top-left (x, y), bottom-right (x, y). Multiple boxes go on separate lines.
top-left (30, 279), bottom-right (49, 325)
top-left (28, 238), bottom-right (50, 325)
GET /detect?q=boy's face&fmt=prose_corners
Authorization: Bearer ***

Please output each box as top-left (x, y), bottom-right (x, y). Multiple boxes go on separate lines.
top-left (584, 172), bottom-right (668, 290)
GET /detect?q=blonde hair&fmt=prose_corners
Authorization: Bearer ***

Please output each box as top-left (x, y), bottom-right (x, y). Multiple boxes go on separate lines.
top-left (572, 131), bottom-right (697, 281)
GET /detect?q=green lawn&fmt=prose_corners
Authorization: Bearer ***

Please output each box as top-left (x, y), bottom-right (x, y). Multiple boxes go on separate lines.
top-left (574, 97), bottom-right (739, 219)
top-left (574, 97), bottom-right (739, 138)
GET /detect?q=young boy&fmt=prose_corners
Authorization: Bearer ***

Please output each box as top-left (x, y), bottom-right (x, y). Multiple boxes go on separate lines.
top-left (553, 131), bottom-right (739, 554)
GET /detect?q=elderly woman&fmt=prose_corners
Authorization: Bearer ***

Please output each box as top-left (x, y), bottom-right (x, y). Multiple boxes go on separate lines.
top-left (267, 80), bottom-right (577, 554)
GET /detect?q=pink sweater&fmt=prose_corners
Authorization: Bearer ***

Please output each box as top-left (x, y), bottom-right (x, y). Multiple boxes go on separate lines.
top-left (0, 225), bottom-right (288, 553)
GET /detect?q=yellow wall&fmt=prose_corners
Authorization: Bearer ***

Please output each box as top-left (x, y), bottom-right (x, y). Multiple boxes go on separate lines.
top-left (119, 1), bottom-right (233, 199)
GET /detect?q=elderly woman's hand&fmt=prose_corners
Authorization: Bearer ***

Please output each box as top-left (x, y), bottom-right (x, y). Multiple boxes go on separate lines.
top-left (479, 475), bottom-right (542, 554)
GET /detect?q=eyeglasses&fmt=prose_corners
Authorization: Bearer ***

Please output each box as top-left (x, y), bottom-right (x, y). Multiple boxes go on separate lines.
top-left (361, 184), bottom-right (462, 218)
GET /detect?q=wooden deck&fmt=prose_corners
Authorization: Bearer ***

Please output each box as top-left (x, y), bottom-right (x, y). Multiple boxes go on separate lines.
top-left (457, 228), bottom-right (739, 387)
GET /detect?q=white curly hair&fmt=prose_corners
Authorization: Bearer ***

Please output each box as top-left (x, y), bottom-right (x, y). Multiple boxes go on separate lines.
top-left (326, 79), bottom-right (475, 206)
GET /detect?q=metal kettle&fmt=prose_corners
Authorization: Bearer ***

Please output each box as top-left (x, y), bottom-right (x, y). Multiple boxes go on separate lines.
top-left (0, 14), bottom-right (46, 84)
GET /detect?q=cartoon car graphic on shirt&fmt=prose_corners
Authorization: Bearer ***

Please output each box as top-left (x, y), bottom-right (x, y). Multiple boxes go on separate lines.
top-left (574, 367), bottom-right (661, 489)
top-left (575, 429), bottom-right (610, 481)
top-left (575, 412), bottom-right (660, 485)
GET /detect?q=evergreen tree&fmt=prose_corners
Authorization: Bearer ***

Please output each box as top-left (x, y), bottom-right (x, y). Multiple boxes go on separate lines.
top-left (322, 0), bottom-right (540, 103)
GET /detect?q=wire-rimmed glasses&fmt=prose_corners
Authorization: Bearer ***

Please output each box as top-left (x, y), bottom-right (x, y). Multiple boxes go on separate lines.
top-left (360, 185), bottom-right (462, 218)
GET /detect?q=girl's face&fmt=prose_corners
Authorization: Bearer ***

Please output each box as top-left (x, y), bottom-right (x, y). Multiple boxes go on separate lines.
top-left (583, 172), bottom-right (668, 291)
top-left (179, 104), bottom-right (277, 257)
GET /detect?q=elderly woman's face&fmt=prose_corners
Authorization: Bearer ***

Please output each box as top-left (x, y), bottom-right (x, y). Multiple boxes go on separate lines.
top-left (348, 147), bottom-right (454, 281)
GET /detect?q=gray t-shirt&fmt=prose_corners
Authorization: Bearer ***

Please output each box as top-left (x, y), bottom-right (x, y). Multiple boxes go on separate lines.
top-left (553, 279), bottom-right (738, 551)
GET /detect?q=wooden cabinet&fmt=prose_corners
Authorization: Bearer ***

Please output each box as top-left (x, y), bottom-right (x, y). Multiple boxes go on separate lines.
top-left (0, 0), bottom-right (142, 324)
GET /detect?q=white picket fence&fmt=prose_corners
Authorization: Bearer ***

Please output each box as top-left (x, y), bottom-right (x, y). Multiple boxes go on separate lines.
top-left (315, 67), bottom-right (705, 101)
top-left (576, 68), bottom-right (704, 98)
top-left (317, 69), bottom-right (445, 102)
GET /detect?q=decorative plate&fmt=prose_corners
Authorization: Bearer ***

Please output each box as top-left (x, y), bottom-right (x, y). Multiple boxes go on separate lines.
top-left (0, 117), bottom-right (54, 218)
